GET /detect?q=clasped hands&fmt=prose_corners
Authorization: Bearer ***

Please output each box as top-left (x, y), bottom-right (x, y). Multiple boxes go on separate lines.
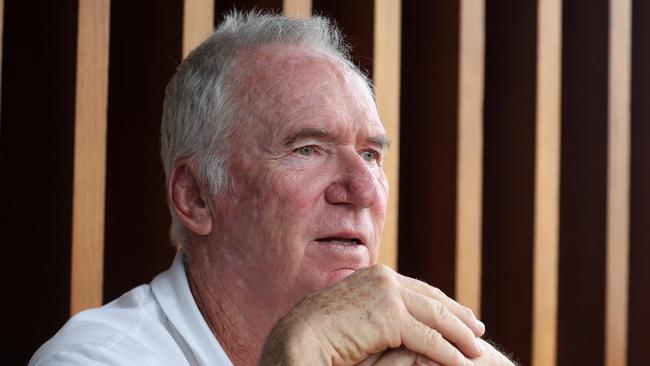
top-left (261, 265), bottom-right (514, 366)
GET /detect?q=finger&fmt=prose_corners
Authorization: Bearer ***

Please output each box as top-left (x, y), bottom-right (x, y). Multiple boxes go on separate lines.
top-left (400, 316), bottom-right (474, 366)
top-left (370, 347), bottom-right (416, 366)
top-left (366, 347), bottom-right (441, 366)
top-left (354, 352), bottom-right (383, 366)
top-left (401, 288), bottom-right (483, 358)
top-left (397, 274), bottom-right (485, 337)
top-left (413, 353), bottom-right (443, 366)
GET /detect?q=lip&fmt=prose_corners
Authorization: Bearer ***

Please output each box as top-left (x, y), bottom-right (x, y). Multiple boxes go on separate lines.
top-left (314, 231), bottom-right (368, 247)
top-left (307, 230), bottom-right (371, 275)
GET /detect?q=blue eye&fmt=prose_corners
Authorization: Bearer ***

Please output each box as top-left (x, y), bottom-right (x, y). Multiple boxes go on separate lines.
top-left (360, 150), bottom-right (377, 162)
top-left (296, 146), bottom-right (316, 156)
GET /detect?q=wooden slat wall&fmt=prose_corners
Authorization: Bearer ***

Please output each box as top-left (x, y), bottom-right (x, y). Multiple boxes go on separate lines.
top-left (69, 0), bottom-right (110, 315)
top-left (103, 0), bottom-right (181, 304)
top-left (373, 0), bottom-right (401, 270)
top-left (532, 0), bottom-right (561, 365)
top-left (605, 0), bottom-right (631, 365)
top-left (6, 2), bottom-right (650, 364)
top-left (455, 0), bottom-right (484, 316)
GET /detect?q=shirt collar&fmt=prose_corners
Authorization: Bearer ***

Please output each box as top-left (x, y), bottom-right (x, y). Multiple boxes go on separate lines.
top-left (151, 251), bottom-right (233, 366)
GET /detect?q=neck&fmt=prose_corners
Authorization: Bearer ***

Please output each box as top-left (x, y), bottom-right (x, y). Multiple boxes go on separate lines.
top-left (184, 242), bottom-right (279, 366)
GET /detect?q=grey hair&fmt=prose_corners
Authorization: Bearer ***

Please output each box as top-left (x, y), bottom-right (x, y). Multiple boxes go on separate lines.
top-left (161, 10), bottom-right (373, 246)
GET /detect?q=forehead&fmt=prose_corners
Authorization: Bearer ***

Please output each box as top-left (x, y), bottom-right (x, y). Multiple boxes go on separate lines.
top-left (233, 44), bottom-right (384, 142)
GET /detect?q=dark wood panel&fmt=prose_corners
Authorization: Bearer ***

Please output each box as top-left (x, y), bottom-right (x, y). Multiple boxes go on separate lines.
top-left (103, 0), bottom-right (181, 303)
top-left (556, 0), bottom-right (609, 365)
top-left (0, 1), bottom-right (78, 363)
top-left (398, 0), bottom-right (459, 298)
top-left (628, 1), bottom-right (650, 365)
top-left (312, 0), bottom-right (374, 79)
top-left (481, 0), bottom-right (537, 364)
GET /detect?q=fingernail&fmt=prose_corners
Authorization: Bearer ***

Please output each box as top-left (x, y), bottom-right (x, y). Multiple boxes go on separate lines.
top-left (464, 358), bottom-right (475, 366)
top-left (475, 319), bottom-right (485, 334)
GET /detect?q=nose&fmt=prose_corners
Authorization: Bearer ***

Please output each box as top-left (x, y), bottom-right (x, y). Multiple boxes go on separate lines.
top-left (325, 152), bottom-right (380, 209)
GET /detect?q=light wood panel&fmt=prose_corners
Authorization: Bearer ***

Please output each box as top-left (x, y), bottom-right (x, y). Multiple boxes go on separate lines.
top-left (532, 0), bottom-right (561, 365)
top-left (283, 0), bottom-right (311, 18)
top-left (605, 0), bottom-right (631, 365)
top-left (183, 0), bottom-right (214, 58)
top-left (374, 0), bottom-right (400, 270)
top-left (455, 0), bottom-right (484, 316)
top-left (70, 0), bottom-right (110, 315)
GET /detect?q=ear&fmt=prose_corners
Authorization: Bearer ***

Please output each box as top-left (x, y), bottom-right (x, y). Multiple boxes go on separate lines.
top-left (169, 161), bottom-right (213, 236)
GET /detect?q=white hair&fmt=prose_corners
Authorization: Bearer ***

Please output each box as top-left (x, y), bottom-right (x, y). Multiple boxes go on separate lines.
top-left (161, 10), bottom-right (373, 246)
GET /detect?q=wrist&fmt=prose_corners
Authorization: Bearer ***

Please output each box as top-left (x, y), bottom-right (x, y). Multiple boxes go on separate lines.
top-left (260, 310), bottom-right (329, 366)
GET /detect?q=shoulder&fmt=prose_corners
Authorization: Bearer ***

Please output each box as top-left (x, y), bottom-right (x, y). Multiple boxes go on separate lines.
top-left (29, 284), bottom-right (189, 366)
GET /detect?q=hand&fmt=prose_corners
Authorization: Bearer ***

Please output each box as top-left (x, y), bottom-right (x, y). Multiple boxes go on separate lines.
top-left (260, 264), bottom-right (485, 366)
top-left (355, 340), bottom-right (515, 366)
top-left (472, 339), bottom-right (516, 366)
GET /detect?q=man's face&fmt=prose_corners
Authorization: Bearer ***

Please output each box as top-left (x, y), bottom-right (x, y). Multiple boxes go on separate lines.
top-left (207, 45), bottom-right (388, 313)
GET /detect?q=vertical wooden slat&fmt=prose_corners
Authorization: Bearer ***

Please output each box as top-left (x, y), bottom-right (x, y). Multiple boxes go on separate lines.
top-left (628, 2), bottom-right (650, 364)
top-left (557, 1), bottom-right (609, 364)
top-left (455, 0), bottom-right (484, 316)
top-left (0, 0), bottom-right (3, 111)
top-left (374, 0), bottom-right (400, 269)
top-left (183, 0), bottom-right (214, 58)
top-left (605, 0), bottom-right (631, 365)
top-left (532, 0), bottom-right (561, 365)
top-left (482, 1), bottom-right (537, 362)
top-left (283, 0), bottom-right (311, 18)
top-left (70, 0), bottom-right (110, 315)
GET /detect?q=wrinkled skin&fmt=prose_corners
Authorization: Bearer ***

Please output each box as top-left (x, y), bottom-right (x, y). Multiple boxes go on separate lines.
top-left (170, 44), bottom-right (514, 366)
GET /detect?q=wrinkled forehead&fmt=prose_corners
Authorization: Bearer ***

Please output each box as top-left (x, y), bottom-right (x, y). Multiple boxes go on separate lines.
top-left (232, 43), bottom-right (377, 122)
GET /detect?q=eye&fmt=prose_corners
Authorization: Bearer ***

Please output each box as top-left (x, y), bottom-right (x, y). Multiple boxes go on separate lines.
top-left (360, 150), bottom-right (378, 162)
top-left (295, 145), bottom-right (316, 156)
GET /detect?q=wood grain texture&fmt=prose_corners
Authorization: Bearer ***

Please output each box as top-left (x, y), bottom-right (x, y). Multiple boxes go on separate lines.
top-left (183, 0), bottom-right (214, 58)
top-left (532, 0), bottom-right (561, 365)
top-left (605, 0), bottom-right (631, 365)
top-left (455, 0), bottom-right (484, 316)
top-left (374, 0), bottom-right (401, 269)
top-left (283, 0), bottom-right (311, 18)
top-left (70, 0), bottom-right (110, 315)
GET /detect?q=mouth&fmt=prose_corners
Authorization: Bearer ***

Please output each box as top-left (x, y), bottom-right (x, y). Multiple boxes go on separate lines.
top-left (315, 237), bottom-right (363, 246)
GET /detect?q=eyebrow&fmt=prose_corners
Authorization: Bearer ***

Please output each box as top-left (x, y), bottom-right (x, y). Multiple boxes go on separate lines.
top-left (283, 127), bottom-right (391, 150)
top-left (283, 128), bottom-right (331, 146)
top-left (367, 135), bottom-right (391, 150)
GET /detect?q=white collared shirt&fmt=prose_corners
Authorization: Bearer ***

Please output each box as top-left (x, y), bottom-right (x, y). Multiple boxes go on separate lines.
top-left (29, 253), bottom-right (233, 366)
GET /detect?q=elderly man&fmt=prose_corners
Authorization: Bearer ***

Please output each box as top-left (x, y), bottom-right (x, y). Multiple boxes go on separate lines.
top-left (31, 11), bottom-right (514, 366)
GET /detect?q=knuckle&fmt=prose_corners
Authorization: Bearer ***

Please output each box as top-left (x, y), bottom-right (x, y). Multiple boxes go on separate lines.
top-left (460, 305), bottom-right (475, 320)
top-left (369, 264), bottom-right (398, 288)
top-left (431, 301), bottom-right (451, 323)
top-left (430, 286), bottom-right (446, 300)
top-left (424, 327), bottom-right (445, 348)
